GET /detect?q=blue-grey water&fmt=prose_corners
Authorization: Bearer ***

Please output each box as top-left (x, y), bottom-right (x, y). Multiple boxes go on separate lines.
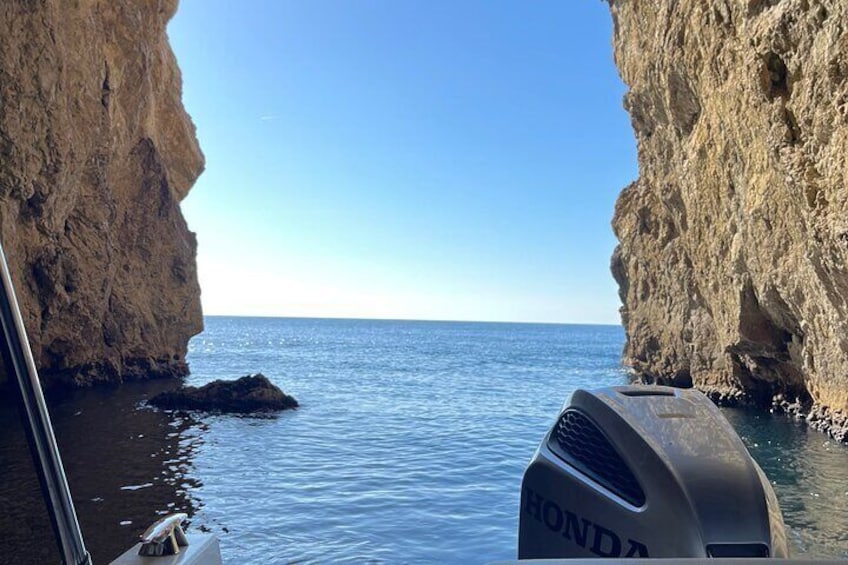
top-left (1, 317), bottom-right (847, 563)
top-left (184, 318), bottom-right (628, 564)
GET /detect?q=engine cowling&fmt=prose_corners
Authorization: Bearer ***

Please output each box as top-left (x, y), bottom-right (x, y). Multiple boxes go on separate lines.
top-left (518, 385), bottom-right (788, 559)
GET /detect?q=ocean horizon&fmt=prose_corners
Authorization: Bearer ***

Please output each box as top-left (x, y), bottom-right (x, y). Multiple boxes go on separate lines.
top-left (201, 314), bottom-right (624, 327)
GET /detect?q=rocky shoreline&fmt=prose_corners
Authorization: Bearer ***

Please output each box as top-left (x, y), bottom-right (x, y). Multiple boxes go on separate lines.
top-left (769, 395), bottom-right (848, 443)
top-left (38, 358), bottom-right (190, 390)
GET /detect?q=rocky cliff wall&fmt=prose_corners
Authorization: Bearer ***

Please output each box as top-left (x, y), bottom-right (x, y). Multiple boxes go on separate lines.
top-left (0, 1), bottom-right (203, 386)
top-left (608, 0), bottom-right (848, 438)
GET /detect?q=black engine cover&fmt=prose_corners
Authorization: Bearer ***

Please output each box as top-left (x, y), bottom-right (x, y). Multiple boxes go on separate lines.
top-left (518, 386), bottom-right (788, 559)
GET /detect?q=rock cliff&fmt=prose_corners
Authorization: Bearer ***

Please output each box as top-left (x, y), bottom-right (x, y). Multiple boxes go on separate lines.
top-left (608, 0), bottom-right (848, 439)
top-left (0, 1), bottom-right (203, 386)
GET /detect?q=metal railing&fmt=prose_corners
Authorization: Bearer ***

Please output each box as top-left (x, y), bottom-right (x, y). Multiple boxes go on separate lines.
top-left (0, 241), bottom-right (91, 565)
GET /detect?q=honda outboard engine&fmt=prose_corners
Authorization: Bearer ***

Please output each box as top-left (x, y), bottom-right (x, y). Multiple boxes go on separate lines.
top-left (519, 385), bottom-right (788, 559)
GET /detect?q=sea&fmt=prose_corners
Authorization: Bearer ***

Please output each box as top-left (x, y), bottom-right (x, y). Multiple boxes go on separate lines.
top-left (1, 317), bottom-right (847, 563)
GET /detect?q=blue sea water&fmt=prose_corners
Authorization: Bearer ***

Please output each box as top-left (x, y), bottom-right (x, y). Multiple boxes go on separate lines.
top-left (181, 317), bottom-right (848, 563)
top-left (185, 318), bottom-right (630, 564)
top-left (2, 317), bottom-right (848, 563)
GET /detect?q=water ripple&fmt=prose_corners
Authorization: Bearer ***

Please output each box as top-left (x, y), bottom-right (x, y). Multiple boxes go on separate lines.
top-left (182, 318), bottom-right (629, 563)
top-left (2, 318), bottom-right (846, 563)
top-left (184, 318), bottom-right (848, 562)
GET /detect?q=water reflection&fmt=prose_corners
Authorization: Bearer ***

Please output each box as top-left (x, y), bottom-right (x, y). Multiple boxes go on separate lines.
top-left (721, 407), bottom-right (848, 558)
top-left (0, 380), bottom-right (206, 563)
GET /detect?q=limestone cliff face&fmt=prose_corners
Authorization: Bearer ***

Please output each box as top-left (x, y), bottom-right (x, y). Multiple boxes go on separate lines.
top-left (0, 1), bottom-right (203, 385)
top-left (609, 0), bottom-right (848, 434)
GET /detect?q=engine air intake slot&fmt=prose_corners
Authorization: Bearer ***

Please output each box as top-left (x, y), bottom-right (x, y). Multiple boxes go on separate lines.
top-left (547, 408), bottom-right (646, 507)
top-left (706, 543), bottom-right (770, 558)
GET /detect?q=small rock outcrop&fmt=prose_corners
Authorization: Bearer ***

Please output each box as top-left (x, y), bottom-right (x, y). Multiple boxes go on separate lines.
top-left (148, 374), bottom-right (299, 414)
top-left (608, 0), bottom-right (848, 438)
top-left (0, 1), bottom-right (203, 386)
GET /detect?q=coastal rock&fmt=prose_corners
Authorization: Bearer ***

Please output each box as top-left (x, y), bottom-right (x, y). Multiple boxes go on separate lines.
top-left (608, 0), bottom-right (848, 440)
top-left (148, 374), bottom-right (299, 414)
top-left (0, 1), bottom-right (203, 386)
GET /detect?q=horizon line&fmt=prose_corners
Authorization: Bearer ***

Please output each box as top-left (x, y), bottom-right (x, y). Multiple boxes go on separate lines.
top-left (199, 313), bottom-right (623, 327)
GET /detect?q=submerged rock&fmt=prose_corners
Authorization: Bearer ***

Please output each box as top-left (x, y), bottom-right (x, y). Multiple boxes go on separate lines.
top-left (149, 374), bottom-right (298, 414)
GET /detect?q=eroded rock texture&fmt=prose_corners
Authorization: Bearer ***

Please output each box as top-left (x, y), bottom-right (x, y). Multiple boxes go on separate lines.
top-left (149, 374), bottom-right (299, 414)
top-left (609, 0), bottom-right (848, 437)
top-left (0, 1), bottom-right (203, 386)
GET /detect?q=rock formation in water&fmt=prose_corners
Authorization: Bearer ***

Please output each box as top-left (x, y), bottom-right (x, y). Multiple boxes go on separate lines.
top-left (0, 1), bottom-right (203, 386)
top-left (149, 374), bottom-right (299, 414)
top-left (608, 0), bottom-right (848, 439)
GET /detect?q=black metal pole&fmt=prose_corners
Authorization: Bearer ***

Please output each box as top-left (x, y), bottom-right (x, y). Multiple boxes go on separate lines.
top-left (0, 241), bottom-right (91, 565)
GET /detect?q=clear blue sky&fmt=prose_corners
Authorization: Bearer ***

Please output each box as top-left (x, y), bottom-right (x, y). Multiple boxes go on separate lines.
top-left (167, 1), bottom-right (637, 325)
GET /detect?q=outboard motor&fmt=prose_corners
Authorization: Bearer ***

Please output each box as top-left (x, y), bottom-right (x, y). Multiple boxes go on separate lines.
top-left (519, 385), bottom-right (788, 559)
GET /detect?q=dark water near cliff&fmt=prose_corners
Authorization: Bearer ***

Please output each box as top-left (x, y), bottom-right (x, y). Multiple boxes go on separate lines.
top-left (0, 317), bottom-right (847, 563)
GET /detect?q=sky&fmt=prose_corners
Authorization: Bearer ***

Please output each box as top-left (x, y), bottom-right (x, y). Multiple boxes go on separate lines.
top-left (167, 1), bottom-right (637, 325)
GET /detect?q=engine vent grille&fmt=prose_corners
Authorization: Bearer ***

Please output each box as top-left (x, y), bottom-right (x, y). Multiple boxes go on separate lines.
top-left (548, 409), bottom-right (646, 507)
